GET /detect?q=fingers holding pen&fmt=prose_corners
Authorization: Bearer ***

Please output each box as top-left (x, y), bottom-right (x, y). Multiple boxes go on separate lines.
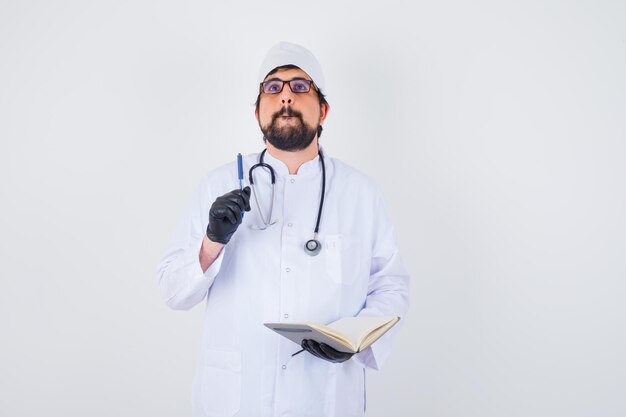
top-left (206, 187), bottom-right (251, 244)
top-left (223, 187), bottom-right (252, 212)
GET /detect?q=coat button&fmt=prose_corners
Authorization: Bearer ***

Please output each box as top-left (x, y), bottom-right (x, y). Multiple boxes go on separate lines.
top-left (284, 313), bottom-right (289, 319)
top-left (290, 179), bottom-right (295, 183)
top-left (282, 365), bottom-right (287, 370)
top-left (285, 267), bottom-right (291, 272)
top-left (287, 223), bottom-right (293, 227)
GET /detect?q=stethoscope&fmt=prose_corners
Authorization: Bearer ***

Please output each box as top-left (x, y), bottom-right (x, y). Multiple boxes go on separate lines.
top-left (248, 148), bottom-right (326, 256)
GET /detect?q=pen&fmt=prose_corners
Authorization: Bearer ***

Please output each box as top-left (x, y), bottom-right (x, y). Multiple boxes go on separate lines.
top-left (237, 153), bottom-right (243, 189)
top-left (291, 348), bottom-right (305, 357)
top-left (237, 153), bottom-right (244, 218)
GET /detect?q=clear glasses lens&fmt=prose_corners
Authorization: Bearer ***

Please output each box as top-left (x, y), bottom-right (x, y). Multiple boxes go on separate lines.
top-left (263, 80), bottom-right (284, 94)
top-left (289, 79), bottom-right (311, 93)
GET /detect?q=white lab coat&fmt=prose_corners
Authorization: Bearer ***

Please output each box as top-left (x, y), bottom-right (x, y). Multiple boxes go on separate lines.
top-left (157, 148), bottom-right (410, 417)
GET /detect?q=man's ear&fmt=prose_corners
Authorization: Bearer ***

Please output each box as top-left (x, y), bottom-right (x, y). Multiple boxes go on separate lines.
top-left (255, 107), bottom-right (260, 123)
top-left (319, 103), bottom-right (330, 124)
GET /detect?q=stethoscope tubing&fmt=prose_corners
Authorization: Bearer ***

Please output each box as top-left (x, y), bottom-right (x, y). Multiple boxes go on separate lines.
top-left (247, 148), bottom-right (326, 255)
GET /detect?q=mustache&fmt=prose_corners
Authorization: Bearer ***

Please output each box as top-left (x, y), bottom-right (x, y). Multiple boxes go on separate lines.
top-left (271, 106), bottom-right (304, 122)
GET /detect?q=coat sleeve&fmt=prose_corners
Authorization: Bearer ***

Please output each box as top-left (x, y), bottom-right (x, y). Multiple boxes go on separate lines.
top-left (156, 174), bottom-right (226, 310)
top-left (352, 190), bottom-right (410, 370)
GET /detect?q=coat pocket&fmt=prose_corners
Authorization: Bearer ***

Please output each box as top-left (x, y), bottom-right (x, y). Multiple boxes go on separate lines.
top-left (324, 234), bottom-right (362, 285)
top-left (201, 349), bottom-right (242, 417)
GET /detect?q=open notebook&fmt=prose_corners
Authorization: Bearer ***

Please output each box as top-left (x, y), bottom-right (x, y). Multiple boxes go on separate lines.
top-left (264, 316), bottom-right (400, 353)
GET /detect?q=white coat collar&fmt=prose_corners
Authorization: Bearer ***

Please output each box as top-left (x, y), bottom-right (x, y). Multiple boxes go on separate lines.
top-left (261, 145), bottom-right (328, 178)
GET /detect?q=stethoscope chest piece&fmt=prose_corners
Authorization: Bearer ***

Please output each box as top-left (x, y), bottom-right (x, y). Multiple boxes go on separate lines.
top-left (304, 239), bottom-right (322, 256)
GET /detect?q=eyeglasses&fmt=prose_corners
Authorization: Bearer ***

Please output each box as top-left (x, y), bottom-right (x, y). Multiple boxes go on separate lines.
top-left (260, 78), bottom-right (317, 95)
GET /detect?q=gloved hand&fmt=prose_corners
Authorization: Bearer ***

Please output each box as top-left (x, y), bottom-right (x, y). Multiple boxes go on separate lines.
top-left (301, 339), bottom-right (355, 363)
top-left (206, 187), bottom-right (251, 244)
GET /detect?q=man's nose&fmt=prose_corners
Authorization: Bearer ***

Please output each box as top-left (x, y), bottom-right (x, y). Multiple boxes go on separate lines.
top-left (279, 84), bottom-right (294, 104)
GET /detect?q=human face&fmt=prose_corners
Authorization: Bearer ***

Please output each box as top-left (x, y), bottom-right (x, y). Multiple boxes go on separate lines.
top-left (255, 68), bottom-right (328, 151)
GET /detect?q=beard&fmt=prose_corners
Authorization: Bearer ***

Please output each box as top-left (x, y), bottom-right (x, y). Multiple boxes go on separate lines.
top-left (260, 106), bottom-right (319, 151)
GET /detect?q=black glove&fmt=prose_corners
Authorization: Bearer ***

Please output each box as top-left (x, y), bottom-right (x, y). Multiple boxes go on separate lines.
top-left (206, 187), bottom-right (251, 244)
top-left (300, 339), bottom-right (355, 363)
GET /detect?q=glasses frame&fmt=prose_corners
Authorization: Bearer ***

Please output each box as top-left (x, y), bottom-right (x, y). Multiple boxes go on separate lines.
top-left (259, 78), bottom-right (318, 95)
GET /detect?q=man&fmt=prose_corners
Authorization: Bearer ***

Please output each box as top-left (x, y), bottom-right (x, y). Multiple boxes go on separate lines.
top-left (157, 41), bottom-right (410, 417)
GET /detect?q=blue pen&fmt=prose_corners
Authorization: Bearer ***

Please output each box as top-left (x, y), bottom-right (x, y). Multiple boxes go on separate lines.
top-left (237, 153), bottom-right (244, 217)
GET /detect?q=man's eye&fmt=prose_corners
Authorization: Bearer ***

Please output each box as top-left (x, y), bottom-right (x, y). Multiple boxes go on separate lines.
top-left (267, 83), bottom-right (281, 92)
top-left (292, 81), bottom-right (308, 91)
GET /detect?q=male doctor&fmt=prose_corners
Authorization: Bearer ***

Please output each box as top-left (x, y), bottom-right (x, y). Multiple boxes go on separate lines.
top-left (157, 42), bottom-right (410, 417)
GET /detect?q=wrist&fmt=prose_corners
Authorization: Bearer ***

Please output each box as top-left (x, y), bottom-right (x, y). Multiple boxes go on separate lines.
top-left (203, 234), bottom-right (225, 251)
top-left (199, 235), bottom-right (225, 273)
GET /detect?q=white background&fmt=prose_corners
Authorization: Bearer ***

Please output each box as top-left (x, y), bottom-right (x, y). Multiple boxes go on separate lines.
top-left (1, 0), bottom-right (625, 416)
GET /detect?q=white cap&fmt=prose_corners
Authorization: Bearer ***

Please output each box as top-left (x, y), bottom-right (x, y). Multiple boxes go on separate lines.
top-left (257, 41), bottom-right (326, 92)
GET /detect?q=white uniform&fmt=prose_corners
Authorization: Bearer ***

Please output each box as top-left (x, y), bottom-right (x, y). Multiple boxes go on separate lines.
top-left (157, 148), bottom-right (410, 417)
